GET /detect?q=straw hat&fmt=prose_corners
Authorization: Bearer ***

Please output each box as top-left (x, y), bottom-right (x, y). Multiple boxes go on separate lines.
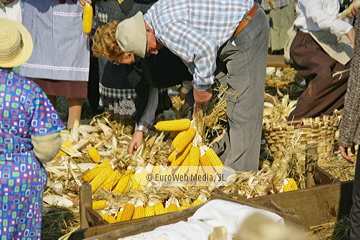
top-left (0, 18), bottom-right (33, 68)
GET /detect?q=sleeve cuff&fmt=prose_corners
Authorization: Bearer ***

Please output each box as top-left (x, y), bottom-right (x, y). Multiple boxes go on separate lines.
top-left (194, 84), bottom-right (212, 91)
top-left (135, 122), bottom-right (150, 133)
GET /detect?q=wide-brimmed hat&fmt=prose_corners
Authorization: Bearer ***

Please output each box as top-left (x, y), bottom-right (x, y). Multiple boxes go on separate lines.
top-left (0, 18), bottom-right (33, 68)
top-left (115, 12), bottom-right (146, 58)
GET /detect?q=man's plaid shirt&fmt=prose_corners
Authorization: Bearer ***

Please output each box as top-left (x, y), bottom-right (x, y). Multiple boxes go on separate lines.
top-left (144, 0), bottom-right (254, 91)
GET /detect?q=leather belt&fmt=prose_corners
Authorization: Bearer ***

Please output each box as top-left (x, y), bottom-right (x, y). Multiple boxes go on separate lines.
top-left (233, 3), bottom-right (260, 37)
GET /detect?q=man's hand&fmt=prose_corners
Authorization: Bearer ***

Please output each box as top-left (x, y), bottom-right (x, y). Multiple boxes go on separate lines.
top-left (339, 145), bottom-right (356, 163)
top-left (193, 88), bottom-right (212, 103)
top-left (347, 4), bottom-right (359, 18)
top-left (79, 0), bottom-right (91, 8)
top-left (128, 131), bottom-right (144, 154)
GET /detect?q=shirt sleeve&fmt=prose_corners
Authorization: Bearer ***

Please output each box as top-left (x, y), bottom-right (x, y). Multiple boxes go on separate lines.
top-left (157, 21), bottom-right (217, 91)
top-left (298, 0), bottom-right (353, 35)
top-left (135, 87), bottom-right (159, 133)
top-left (29, 86), bottom-right (66, 136)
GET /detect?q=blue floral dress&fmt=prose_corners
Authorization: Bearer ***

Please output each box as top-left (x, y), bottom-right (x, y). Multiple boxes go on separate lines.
top-left (0, 69), bottom-right (65, 240)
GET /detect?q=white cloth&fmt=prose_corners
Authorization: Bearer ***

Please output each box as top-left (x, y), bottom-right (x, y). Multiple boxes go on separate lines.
top-left (0, 0), bottom-right (22, 22)
top-left (118, 199), bottom-right (284, 240)
top-left (294, 0), bottom-right (352, 36)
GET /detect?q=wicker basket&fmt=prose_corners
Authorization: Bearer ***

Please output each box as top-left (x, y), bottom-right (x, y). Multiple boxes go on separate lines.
top-left (263, 110), bottom-right (342, 160)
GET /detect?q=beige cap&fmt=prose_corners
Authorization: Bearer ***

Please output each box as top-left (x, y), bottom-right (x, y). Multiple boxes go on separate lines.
top-left (0, 18), bottom-right (33, 68)
top-left (116, 12), bottom-right (146, 58)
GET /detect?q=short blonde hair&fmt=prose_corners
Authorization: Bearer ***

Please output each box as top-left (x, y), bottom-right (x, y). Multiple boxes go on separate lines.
top-left (92, 21), bottom-right (124, 59)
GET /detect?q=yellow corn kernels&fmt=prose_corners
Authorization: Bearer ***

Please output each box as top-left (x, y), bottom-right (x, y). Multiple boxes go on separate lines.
top-left (107, 215), bottom-right (117, 223)
top-left (154, 202), bottom-right (165, 215)
top-left (170, 142), bottom-right (192, 167)
top-left (83, 160), bottom-right (111, 182)
top-left (101, 170), bottom-right (122, 191)
top-left (283, 178), bottom-right (298, 192)
top-left (119, 199), bottom-right (136, 221)
top-left (82, 3), bottom-right (93, 35)
top-left (145, 205), bottom-right (155, 217)
top-left (205, 148), bottom-right (224, 167)
top-left (92, 200), bottom-right (107, 210)
top-left (56, 141), bottom-right (73, 157)
top-left (88, 146), bottom-right (101, 163)
top-left (113, 169), bottom-right (133, 194)
top-left (89, 165), bottom-right (114, 193)
top-left (165, 203), bottom-right (178, 213)
top-left (192, 199), bottom-right (203, 206)
top-left (132, 200), bottom-right (145, 220)
top-left (116, 209), bottom-right (123, 222)
top-left (172, 128), bottom-right (196, 153)
top-left (155, 119), bottom-right (191, 132)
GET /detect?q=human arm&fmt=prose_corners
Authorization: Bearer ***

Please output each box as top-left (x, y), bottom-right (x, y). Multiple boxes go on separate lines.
top-left (297, 0), bottom-right (354, 35)
top-left (128, 87), bottom-right (159, 154)
top-left (32, 132), bottom-right (62, 163)
top-left (29, 82), bottom-right (66, 162)
top-left (338, 10), bottom-right (360, 164)
top-left (339, 145), bottom-right (356, 163)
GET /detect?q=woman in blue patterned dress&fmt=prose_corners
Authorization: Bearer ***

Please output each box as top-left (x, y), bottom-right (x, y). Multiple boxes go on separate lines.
top-left (0, 18), bottom-right (65, 239)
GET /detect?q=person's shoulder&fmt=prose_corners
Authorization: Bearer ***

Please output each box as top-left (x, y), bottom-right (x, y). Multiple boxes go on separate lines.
top-left (13, 73), bottom-right (44, 93)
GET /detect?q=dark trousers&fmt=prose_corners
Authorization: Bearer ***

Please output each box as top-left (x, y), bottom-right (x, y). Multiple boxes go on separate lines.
top-left (289, 31), bottom-right (350, 121)
top-left (350, 149), bottom-right (360, 239)
top-left (214, 7), bottom-right (269, 172)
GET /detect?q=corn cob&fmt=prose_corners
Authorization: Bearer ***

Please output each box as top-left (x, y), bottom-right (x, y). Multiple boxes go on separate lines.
top-left (100, 213), bottom-right (116, 223)
top-left (101, 170), bottom-right (122, 191)
top-left (199, 152), bottom-right (211, 166)
top-left (133, 164), bottom-right (153, 189)
top-left (175, 146), bottom-right (199, 177)
top-left (170, 142), bottom-right (192, 167)
top-left (155, 119), bottom-right (191, 132)
top-left (99, 213), bottom-right (109, 222)
top-left (165, 196), bottom-right (179, 213)
top-left (283, 178), bottom-right (298, 192)
top-left (88, 146), bottom-right (101, 163)
top-left (113, 169), bottom-right (133, 194)
top-left (172, 128), bottom-right (196, 153)
top-left (205, 148), bottom-right (224, 167)
top-left (116, 208), bottom-right (123, 222)
top-left (199, 147), bottom-right (216, 177)
top-left (107, 215), bottom-right (117, 223)
top-left (82, 3), bottom-right (93, 35)
top-left (168, 150), bottom-right (177, 162)
top-left (92, 200), bottom-right (107, 210)
top-left (89, 165), bottom-right (114, 193)
top-left (165, 203), bottom-right (178, 213)
top-left (154, 201), bottom-right (165, 215)
top-left (56, 141), bottom-right (73, 157)
top-left (145, 205), bottom-right (155, 217)
top-left (83, 160), bottom-right (111, 182)
top-left (179, 201), bottom-right (191, 210)
top-left (192, 193), bottom-right (207, 206)
top-left (128, 173), bottom-right (140, 190)
top-left (119, 198), bottom-right (136, 221)
top-left (132, 199), bottom-right (145, 220)
top-left (184, 146), bottom-right (200, 167)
